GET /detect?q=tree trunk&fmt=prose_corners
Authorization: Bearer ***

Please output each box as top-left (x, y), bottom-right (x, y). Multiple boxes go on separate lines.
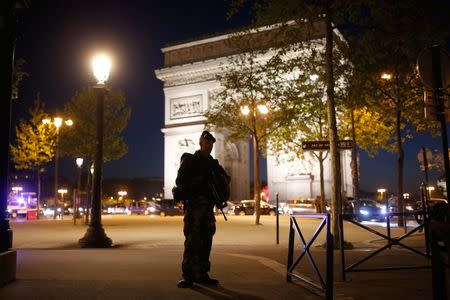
top-left (350, 109), bottom-right (359, 203)
top-left (396, 109), bottom-right (404, 226)
top-left (36, 168), bottom-right (41, 220)
top-left (253, 134), bottom-right (261, 225)
top-left (325, 6), bottom-right (342, 246)
top-left (319, 153), bottom-right (326, 213)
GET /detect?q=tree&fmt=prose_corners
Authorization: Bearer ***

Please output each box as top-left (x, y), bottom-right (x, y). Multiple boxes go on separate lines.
top-left (10, 96), bottom-right (55, 217)
top-left (267, 38), bottom-right (350, 213)
top-left (205, 41), bottom-right (293, 225)
top-left (346, 0), bottom-right (449, 226)
top-left (228, 0), bottom-right (356, 244)
top-left (59, 87), bottom-right (131, 166)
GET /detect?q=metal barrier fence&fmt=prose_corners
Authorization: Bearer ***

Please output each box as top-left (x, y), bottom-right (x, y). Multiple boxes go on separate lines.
top-left (287, 213), bottom-right (333, 300)
top-left (338, 211), bottom-right (431, 281)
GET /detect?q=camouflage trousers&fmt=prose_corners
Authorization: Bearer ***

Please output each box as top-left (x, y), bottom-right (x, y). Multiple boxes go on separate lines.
top-left (182, 205), bottom-right (216, 279)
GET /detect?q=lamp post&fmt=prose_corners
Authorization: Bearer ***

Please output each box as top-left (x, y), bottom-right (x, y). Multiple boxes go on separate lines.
top-left (240, 102), bottom-right (268, 224)
top-left (79, 54), bottom-right (112, 248)
top-left (74, 158), bottom-right (83, 225)
top-left (85, 163), bottom-right (94, 225)
top-left (43, 117), bottom-right (73, 219)
top-left (118, 190), bottom-right (127, 205)
top-left (57, 188), bottom-right (67, 219)
top-left (426, 186), bottom-right (435, 199)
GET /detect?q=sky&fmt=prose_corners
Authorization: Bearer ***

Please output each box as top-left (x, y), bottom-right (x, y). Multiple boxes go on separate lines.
top-left (11, 0), bottom-right (447, 196)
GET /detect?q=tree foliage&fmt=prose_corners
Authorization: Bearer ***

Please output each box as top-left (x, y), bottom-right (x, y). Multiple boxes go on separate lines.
top-left (10, 96), bottom-right (55, 210)
top-left (10, 96), bottom-right (55, 172)
top-left (205, 38), bottom-right (293, 224)
top-left (345, 0), bottom-right (449, 225)
top-left (59, 87), bottom-right (131, 164)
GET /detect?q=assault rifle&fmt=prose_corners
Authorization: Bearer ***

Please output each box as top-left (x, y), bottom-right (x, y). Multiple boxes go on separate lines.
top-left (208, 169), bottom-right (230, 221)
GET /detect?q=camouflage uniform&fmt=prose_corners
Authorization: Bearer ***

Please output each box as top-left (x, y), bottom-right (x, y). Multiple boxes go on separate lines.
top-left (176, 150), bottom-right (227, 281)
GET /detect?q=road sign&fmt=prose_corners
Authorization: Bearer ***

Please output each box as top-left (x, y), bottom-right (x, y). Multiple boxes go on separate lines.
top-left (302, 140), bottom-right (354, 151)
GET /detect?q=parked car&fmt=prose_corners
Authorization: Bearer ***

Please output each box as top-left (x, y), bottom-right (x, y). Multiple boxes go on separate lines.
top-left (214, 201), bottom-right (237, 215)
top-left (345, 199), bottom-right (387, 222)
top-left (106, 204), bottom-right (128, 214)
top-left (127, 203), bottom-right (150, 215)
top-left (41, 205), bottom-right (63, 218)
top-left (233, 200), bottom-right (276, 216)
top-left (148, 199), bottom-right (184, 217)
top-left (283, 199), bottom-right (316, 214)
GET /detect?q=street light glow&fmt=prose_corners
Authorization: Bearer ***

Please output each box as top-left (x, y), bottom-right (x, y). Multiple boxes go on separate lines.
top-left (118, 191), bottom-right (127, 197)
top-left (54, 117), bottom-right (63, 128)
top-left (377, 188), bottom-right (386, 193)
top-left (240, 105), bottom-right (250, 116)
top-left (76, 158), bottom-right (84, 168)
top-left (380, 72), bottom-right (392, 80)
top-left (92, 54), bottom-right (111, 85)
top-left (257, 104), bottom-right (269, 114)
top-left (65, 119), bottom-right (73, 126)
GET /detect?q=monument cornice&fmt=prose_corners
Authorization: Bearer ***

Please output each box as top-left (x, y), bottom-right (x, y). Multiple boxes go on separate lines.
top-left (155, 57), bottom-right (227, 87)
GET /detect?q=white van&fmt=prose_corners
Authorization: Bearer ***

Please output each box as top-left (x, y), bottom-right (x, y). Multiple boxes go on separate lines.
top-left (7, 200), bottom-right (28, 218)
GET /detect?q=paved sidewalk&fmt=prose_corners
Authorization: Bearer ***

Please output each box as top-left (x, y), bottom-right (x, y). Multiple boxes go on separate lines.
top-left (0, 215), bottom-right (447, 299)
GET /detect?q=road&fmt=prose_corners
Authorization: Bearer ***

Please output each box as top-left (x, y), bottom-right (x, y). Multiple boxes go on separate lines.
top-left (1, 214), bottom-right (446, 300)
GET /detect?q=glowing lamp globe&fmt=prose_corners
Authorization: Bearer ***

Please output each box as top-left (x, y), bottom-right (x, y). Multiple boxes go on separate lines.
top-left (92, 54), bottom-right (111, 85)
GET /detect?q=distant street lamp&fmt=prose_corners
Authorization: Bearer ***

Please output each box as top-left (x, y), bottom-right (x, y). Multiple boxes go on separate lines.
top-left (79, 53), bottom-right (112, 248)
top-left (74, 158), bottom-right (83, 225)
top-left (377, 187), bottom-right (388, 209)
top-left (118, 190), bottom-right (127, 205)
top-left (380, 72), bottom-right (393, 80)
top-left (426, 186), bottom-right (435, 199)
top-left (377, 188), bottom-right (386, 200)
top-left (43, 117), bottom-right (73, 219)
top-left (58, 188), bottom-right (67, 219)
top-left (240, 101), bottom-right (269, 224)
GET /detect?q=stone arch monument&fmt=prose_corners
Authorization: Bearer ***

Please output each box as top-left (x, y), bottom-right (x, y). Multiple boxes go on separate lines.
top-left (155, 24), bottom-right (353, 203)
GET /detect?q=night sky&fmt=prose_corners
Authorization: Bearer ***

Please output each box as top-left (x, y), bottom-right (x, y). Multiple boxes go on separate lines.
top-left (12, 0), bottom-right (446, 195)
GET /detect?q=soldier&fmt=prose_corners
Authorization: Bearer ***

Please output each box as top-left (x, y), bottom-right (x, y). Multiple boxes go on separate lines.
top-left (174, 130), bottom-right (230, 288)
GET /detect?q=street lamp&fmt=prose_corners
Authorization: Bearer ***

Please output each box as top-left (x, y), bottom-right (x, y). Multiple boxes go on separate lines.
top-left (426, 186), bottom-right (435, 199)
top-left (240, 101), bottom-right (269, 224)
top-left (57, 188), bottom-right (67, 218)
top-left (84, 163), bottom-right (94, 225)
top-left (79, 53), bottom-right (112, 248)
top-left (43, 117), bottom-right (73, 219)
top-left (74, 158), bottom-right (83, 225)
top-left (118, 190), bottom-right (127, 205)
top-left (380, 72), bottom-right (393, 80)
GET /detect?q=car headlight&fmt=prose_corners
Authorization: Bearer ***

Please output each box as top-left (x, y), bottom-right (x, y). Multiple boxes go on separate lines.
top-left (57, 208), bottom-right (62, 212)
top-left (7, 209), bottom-right (11, 213)
top-left (359, 209), bottom-right (369, 216)
top-left (405, 205), bottom-right (413, 211)
top-left (149, 207), bottom-right (156, 213)
top-left (381, 206), bottom-right (387, 214)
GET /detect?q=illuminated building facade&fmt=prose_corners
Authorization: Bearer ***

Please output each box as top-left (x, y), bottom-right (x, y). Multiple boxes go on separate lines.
top-left (155, 23), bottom-right (353, 203)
